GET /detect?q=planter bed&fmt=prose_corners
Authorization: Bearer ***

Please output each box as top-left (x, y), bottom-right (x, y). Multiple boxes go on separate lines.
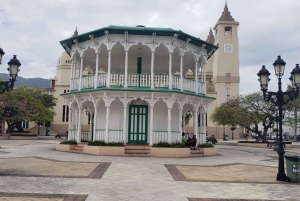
top-left (149, 147), bottom-right (190, 157)
top-left (237, 141), bottom-right (292, 148)
top-left (10, 134), bottom-right (37, 140)
top-left (56, 144), bottom-right (218, 157)
top-left (197, 147), bottom-right (218, 156)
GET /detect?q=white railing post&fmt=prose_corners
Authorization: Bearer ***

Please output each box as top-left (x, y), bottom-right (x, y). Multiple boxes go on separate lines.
top-left (79, 56), bottom-right (84, 91)
top-left (151, 51), bottom-right (154, 89)
top-left (169, 52), bottom-right (172, 89)
top-left (94, 53), bottom-right (99, 89)
top-left (180, 55), bottom-right (183, 91)
top-left (107, 50), bottom-right (111, 87)
top-left (125, 50), bottom-right (128, 88)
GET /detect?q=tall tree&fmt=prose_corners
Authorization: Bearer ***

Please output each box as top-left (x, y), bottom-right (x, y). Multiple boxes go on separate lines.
top-left (211, 92), bottom-right (274, 142)
top-left (0, 87), bottom-right (55, 133)
top-left (285, 85), bottom-right (300, 141)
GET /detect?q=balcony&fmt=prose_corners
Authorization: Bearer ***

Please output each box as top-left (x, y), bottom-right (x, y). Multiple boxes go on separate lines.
top-left (70, 73), bottom-right (206, 94)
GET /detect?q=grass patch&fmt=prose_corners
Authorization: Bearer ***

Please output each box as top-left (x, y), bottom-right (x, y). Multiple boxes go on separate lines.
top-left (88, 140), bottom-right (124, 146)
top-left (197, 143), bottom-right (214, 148)
top-left (60, 140), bottom-right (78, 145)
top-left (152, 142), bottom-right (186, 148)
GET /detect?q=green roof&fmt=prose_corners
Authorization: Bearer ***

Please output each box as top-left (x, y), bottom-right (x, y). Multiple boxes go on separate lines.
top-left (60, 25), bottom-right (218, 58)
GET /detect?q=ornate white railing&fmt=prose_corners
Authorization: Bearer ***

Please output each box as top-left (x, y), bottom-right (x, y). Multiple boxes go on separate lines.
top-left (153, 131), bottom-right (168, 143)
top-left (183, 78), bottom-right (196, 92)
top-left (197, 133), bottom-right (206, 145)
top-left (153, 74), bottom-right (169, 88)
top-left (81, 131), bottom-right (91, 141)
top-left (171, 131), bottom-right (181, 143)
top-left (94, 129), bottom-right (105, 141)
top-left (97, 73), bottom-right (106, 87)
top-left (172, 76), bottom-right (180, 90)
top-left (82, 75), bottom-right (94, 89)
top-left (70, 73), bottom-right (205, 94)
top-left (108, 130), bottom-right (123, 142)
top-left (71, 78), bottom-right (79, 91)
top-left (198, 82), bottom-right (206, 94)
top-left (110, 73), bottom-right (125, 87)
top-left (68, 129), bottom-right (77, 141)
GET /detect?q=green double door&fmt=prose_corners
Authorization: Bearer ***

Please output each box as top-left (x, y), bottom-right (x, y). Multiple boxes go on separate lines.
top-left (128, 105), bottom-right (148, 144)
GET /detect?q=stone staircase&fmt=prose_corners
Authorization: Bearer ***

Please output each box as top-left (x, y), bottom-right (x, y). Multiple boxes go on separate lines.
top-left (125, 145), bottom-right (150, 156)
top-left (70, 145), bottom-right (84, 152)
top-left (190, 149), bottom-right (204, 157)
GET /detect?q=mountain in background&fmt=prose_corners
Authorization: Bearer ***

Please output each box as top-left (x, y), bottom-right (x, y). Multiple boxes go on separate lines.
top-left (0, 73), bottom-right (50, 88)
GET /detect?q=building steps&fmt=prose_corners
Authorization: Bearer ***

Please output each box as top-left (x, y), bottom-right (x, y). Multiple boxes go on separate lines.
top-left (125, 145), bottom-right (150, 155)
top-left (190, 149), bottom-right (204, 157)
top-left (70, 145), bottom-right (84, 152)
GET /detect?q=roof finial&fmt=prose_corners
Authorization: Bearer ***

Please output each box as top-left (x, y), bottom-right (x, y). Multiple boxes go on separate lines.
top-left (225, 0), bottom-right (227, 6)
top-left (72, 26), bottom-right (78, 37)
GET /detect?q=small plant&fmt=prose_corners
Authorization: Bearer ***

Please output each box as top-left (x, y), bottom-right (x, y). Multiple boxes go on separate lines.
top-left (152, 142), bottom-right (186, 148)
top-left (88, 140), bottom-right (124, 146)
top-left (60, 140), bottom-right (77, 145)
top-left (197, 143), bottom-right (214, 148)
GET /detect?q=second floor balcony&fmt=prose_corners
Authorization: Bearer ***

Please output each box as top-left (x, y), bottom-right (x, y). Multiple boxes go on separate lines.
top-left (71, 72), bottom-right (206, 94)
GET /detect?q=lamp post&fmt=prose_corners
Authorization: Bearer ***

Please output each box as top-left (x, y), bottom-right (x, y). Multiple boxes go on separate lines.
top-left (230, 125), bottom-right (236, 140)
top-left (257, 56), bottom-right (300, 181)
top-left (0, 48), bottom-right (21, 134)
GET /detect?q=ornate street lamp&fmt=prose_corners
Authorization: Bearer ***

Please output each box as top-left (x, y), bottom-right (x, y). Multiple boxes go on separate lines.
top-left (0, 48), bottom-right (21, 134)
top-left (257, 56), bottom-right (300, 181)
top-left (0, 48), bottom-right (5, 64)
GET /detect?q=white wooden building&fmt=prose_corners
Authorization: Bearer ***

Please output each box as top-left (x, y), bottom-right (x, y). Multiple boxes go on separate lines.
top-left (60, 25), bottom-right (217, 145)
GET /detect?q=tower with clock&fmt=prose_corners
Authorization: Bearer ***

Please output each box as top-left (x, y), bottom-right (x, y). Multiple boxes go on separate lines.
top-left (205, 2), bottom-right (240, 137)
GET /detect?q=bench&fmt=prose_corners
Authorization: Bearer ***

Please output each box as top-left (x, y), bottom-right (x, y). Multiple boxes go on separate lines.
top-left (55, 134), bottom-right (68, 140)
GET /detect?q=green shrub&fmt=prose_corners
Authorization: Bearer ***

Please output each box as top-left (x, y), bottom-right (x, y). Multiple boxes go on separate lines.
top-left (88, 140), bottom-right (124, 146)
top-left (152, 142), bottom-right (185, 148)
top-left (197, 143), bottom-right (214, 148)
top-left (60, 140), bottom-right (77, 145)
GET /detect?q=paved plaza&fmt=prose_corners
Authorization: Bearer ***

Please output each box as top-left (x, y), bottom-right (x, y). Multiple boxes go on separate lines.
top-left (0, 140), bottom-right (299, 201)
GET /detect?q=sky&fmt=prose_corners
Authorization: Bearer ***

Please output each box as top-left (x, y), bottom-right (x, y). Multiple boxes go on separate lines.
top-left (1, 0), bottom-right (300, 94)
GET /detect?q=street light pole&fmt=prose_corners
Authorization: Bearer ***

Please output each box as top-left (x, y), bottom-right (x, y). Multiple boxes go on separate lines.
top-left (0, 48), bottom-right (21, 134)
top-left (257, 56), bottom-right (300, 181)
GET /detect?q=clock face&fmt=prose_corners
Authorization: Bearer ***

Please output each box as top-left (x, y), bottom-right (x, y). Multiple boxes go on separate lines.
top-left (224, 44), bottom-right (233, 52)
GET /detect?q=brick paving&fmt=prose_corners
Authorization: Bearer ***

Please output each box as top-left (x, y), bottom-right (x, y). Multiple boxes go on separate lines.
top-left (0, 140), bottom-right (299, 200)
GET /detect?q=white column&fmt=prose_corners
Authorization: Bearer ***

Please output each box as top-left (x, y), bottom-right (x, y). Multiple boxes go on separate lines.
top-left (168, 107), bottom-right (172, 143)
top-left (168, 52), bottom-right (172, 89)
top-left (203, 112), bottom-right (206, 134)
top-left (180, 55), bottom-right (183, 91)
top-left (79, 56), bottom-right (84, 91)
top-left (94, 53), bottom-right (99, 89)
top-left (77, 107), bottom-right (82, 143)
top-left (194, 60), bottom-right (198, 93)
top-left (68, 108), bottom-right (72, 135)
top-left (151, 51), bottom-right (155, 89)
top-left (107, 50), bottom-right (111, 87)
top-left (122, 105), bottom-right (127, 144)
top-left (70, 60), bottom-right (74, 90)
top-left (125, 50), bottom-right (128, 88)
top-left (105, 106), bottom-right (110, 142)
top-left (199, 113), bottom-right (202, 134)
top-left (149, 105), bottom-right (154, 145)
top-left (203, 63), bottom-right (207, 94)
top-left (182, 109), bottom-right (187, 133)
top-left (89, 112), bottom-right (93, 141)
top-left (193, 110), bottom-right (198, 136)
top-left (93, 107), bottom-right (98, 141)
top-left (179, 107), bottom-right (183, 136)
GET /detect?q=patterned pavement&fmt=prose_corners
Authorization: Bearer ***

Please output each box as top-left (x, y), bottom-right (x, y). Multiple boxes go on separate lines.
top-left (0, 140), bottom-right (299, 201)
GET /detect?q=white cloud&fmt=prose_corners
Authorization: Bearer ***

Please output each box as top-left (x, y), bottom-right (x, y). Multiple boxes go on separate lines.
top-left (0, 0), bottom-right (299, 94)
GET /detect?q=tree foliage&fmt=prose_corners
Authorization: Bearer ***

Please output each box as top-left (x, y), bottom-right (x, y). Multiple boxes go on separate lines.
top-left (211, 92), bottom-right (274, 142)
top-left (0, 86), bottom-right (57, 133)
top-left (285, 85), bottom-right (300, 141)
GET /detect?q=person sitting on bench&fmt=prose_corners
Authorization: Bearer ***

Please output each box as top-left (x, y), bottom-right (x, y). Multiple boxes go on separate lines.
top-left (185, 135), bottom-right (197, 150)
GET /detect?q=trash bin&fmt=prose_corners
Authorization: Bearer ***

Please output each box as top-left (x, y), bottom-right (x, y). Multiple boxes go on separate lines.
top-left (46, 129), bottom-right (50, 136)
top-left (285, 155), bottom-right (300, 183)
top-left (223, 135), bottom-right (228, 141)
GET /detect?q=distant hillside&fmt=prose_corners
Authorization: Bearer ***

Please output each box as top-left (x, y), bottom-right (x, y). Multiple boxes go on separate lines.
top-left (0, 73), bottom-right (50, 88)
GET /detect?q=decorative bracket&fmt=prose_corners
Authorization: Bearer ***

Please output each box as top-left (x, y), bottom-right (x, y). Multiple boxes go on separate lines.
top-left (63, 43), bottom-right (71, 53)
top-left (171, 33), bottom-right (178, 46)
top-left (89, 34), bottom-right (99, 45)
top-left (152, 32), bottom-right (156, 45)
top-left (124, 31), bottom-right (129, 46)
top-left (183, 38), bottom-right (191, 48)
